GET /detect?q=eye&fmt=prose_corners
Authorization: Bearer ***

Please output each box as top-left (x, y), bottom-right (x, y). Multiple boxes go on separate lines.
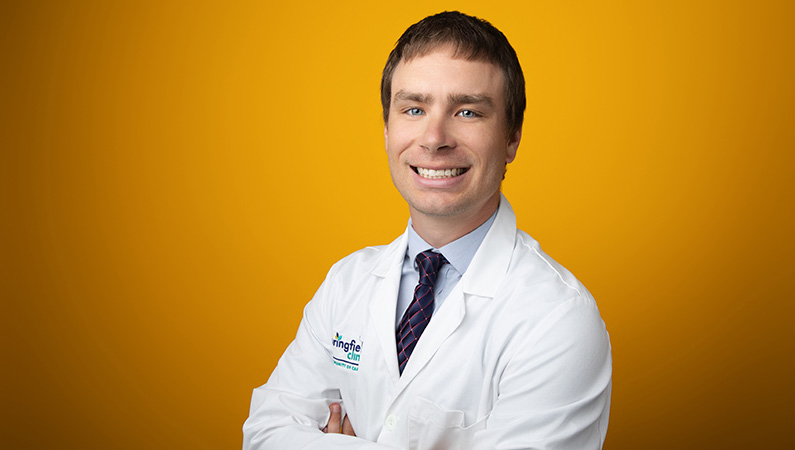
top-left (457, 109), bottom-right (479, 118)
top-left (406, 107), bottom-right (424, 116)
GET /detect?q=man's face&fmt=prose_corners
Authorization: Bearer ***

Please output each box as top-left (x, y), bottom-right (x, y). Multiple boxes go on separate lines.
top-left (385, 47), bottom-right (521, 226)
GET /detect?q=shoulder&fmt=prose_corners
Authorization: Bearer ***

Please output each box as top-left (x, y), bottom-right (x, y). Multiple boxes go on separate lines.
top-left (483, 231), bottom-right (610, 376)
top-left (505, 230), bottom-right (594, 304)
top-left (304, 241), bottom-right (397, 321)
top-left (490, 229), bottom-right (605, 340)
top-left (322, 232), bottom-right (405, 287)
top-left (326, 243), bottom-right (390, 278)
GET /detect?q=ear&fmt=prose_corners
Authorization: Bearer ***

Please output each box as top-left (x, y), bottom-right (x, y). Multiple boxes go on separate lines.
top-left (384, 124), bottom-right (389, 152)
top-left (505, 127), bottom-right (522, 163)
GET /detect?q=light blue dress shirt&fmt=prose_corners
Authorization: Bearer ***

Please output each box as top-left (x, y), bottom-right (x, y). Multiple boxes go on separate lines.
top-left (395, 209), bottom-right (498, 328)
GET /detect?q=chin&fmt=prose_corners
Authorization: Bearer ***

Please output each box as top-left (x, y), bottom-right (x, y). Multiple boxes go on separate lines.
top-left (408, 196), bottom-right (473, 218)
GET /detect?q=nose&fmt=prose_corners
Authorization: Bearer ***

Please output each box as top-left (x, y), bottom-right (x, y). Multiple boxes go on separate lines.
top-left (419, 115), bottom-right (455, 152)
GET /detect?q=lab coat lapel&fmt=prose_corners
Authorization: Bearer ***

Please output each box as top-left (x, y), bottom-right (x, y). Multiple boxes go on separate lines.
top-left (368, 231), bottom-right (408, 386)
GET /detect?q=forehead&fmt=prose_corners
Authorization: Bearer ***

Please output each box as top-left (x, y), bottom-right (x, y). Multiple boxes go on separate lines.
top-left (391, 48), bottom-right (505, 103)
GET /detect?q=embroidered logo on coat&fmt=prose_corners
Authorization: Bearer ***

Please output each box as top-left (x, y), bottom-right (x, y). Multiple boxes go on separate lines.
top-left (331, 333), bottom-right (362, 372)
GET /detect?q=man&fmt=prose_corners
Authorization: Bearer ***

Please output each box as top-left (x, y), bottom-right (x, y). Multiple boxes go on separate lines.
top-left (243, 11), bottom-right (611, 449)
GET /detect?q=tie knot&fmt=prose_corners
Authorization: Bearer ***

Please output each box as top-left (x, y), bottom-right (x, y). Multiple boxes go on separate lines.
top-left (416, 250), bottom-right (446, 287)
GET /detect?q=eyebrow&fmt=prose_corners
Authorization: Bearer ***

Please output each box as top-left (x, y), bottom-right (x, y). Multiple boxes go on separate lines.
top-left (393, 91), bottom-right (433, 104)
top-left (393, 91), bottom-right (495, 108)
top-left (448, 93), bottom-right (494, 108)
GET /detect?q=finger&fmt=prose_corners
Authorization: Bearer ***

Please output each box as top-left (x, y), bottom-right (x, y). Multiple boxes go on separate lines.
top-left (342, 414), bottom-right (356, 436)
top-left (325, 403), bottom-right (342, 433)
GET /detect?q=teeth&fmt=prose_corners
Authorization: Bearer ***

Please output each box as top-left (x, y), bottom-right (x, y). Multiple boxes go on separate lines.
top-left (416, 167), bottom-right (465, 179)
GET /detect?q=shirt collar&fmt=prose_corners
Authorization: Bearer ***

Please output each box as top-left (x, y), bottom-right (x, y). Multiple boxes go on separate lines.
top-left (406, 208), bottom-right (498, 276)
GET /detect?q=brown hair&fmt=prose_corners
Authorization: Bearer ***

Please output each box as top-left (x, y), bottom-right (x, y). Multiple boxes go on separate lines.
top-left (381, 11), bottom-right (526, 136)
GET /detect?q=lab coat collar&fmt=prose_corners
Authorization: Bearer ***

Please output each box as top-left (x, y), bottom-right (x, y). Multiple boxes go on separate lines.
top-left (461, 193), bottom-right (517, 298)
top-left (370, 193), bottom-right (516, 294)
top-left (371, 231), bottom-right (408, 279)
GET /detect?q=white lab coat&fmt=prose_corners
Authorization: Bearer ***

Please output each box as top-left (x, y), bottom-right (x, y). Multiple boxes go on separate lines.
top-left (243, 195), bottom-right (612, 449)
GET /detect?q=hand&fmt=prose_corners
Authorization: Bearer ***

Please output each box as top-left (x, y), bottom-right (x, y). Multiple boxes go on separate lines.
top-left (321, 403), bottom-right (356, 436)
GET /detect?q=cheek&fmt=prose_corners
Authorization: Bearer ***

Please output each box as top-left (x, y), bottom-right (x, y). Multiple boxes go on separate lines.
top-left (386, 129), bottom-right (412, 158)
top-left (472, 134), bottom-right (511, 167)
top-left (385, 142), bottom-right (404, 169)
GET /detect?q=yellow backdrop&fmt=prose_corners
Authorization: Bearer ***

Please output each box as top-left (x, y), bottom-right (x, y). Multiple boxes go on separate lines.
top-left (2, 1), bottom-right (793, 448)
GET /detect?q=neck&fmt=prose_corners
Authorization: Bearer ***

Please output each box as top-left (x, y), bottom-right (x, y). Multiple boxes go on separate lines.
top-left (409, 195), bottom-right (499, 248)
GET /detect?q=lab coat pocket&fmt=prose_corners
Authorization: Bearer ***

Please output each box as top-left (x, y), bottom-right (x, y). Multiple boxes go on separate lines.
top-left (407, 397), bottom-right (487, 450)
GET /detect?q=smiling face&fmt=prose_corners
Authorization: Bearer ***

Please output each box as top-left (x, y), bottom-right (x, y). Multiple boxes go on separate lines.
top-left (385, 47), bottom-right (521, 235)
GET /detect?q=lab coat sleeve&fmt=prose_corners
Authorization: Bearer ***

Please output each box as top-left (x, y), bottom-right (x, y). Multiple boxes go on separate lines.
top-left (475, 296), bottom-right (612, 450)
top-left (242, 263), bottom-right (399, 450)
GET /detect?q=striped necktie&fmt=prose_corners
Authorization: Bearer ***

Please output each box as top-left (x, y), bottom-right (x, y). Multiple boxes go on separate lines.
top-left (396, 250), bottom-right (447, 375)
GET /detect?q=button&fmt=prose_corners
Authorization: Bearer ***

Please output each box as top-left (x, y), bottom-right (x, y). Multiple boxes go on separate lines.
top-left (384, 415), bottom-right (398, 430)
